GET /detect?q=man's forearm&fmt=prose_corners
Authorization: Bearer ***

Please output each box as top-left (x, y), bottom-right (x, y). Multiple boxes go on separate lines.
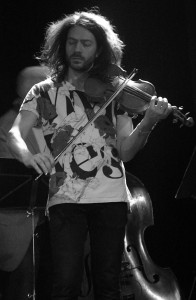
top-left (7, 129), bottom-right (33, 165)
top-left (118, 121), bottom-right (156, 162)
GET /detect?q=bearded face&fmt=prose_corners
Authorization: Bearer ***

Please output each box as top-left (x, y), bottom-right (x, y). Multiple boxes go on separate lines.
top-left (65, 25), bottom-right (98, 73)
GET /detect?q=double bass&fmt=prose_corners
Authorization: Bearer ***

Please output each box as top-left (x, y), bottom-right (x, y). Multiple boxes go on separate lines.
top-left (120, 172), bottom-right (182, 300)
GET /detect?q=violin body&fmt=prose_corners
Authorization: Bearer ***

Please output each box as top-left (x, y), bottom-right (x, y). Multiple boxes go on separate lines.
top-left (116, 78), bottom-right (155, 114)
top-left (120, 172), bottom-right (182, 300)
top-left (84, 75), bottom-right (155, 115)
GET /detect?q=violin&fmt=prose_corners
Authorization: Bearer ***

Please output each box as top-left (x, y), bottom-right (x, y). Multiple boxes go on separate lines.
top-left (84, 64), bottom-right (194, 127)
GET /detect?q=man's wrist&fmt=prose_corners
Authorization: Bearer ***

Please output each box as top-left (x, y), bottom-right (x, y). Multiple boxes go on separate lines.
top-left (136, 121), bottom-right (157, 135)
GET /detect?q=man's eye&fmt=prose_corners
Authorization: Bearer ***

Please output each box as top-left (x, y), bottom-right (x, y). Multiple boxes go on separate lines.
top-left (83, 42), bottom-right (91, 47)
top-left (68, 40), bottom-right (76, 45)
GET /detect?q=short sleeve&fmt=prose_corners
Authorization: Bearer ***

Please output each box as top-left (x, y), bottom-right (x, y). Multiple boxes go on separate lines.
top-left (20, 84), bottom-right (40, 119)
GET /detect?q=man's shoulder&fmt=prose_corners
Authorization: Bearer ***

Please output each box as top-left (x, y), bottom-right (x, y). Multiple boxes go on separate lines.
top-left (36, 77), bottom-right (54, 91)
top-left (29, 78), bottom-right (56, 99)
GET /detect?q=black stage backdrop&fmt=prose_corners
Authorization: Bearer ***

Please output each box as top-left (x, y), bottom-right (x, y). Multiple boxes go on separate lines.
top-left (1, 0), bottom-right (196, 298)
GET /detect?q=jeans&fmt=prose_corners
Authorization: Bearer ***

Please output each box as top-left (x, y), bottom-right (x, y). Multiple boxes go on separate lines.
top-left (49, 202), bottom-right (128, 300)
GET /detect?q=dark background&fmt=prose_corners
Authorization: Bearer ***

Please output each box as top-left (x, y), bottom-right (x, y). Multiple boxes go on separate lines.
top-left (1, 0), bottom-right (196, 298)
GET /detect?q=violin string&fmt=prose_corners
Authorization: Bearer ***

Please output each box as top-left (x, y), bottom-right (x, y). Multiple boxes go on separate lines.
top-left (123, 84), bottom-right (152, 102)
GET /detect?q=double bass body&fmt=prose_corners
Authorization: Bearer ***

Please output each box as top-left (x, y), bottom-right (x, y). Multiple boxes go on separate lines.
top-left (121, 172), bottom-right (182, 300)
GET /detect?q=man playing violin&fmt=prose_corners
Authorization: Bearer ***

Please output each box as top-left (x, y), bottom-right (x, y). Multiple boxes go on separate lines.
top-left (7, 8), bottom-right (172, 300)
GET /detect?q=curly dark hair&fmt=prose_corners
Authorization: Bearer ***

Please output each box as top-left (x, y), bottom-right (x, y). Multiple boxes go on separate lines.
top-left (37, 8), bottom-right (125, 82)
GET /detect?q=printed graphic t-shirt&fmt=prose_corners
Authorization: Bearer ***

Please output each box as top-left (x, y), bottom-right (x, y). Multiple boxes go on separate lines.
top-left (20, 78), bottom-right (131, 208)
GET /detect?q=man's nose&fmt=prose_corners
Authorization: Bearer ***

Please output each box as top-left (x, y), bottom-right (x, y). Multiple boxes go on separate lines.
top-left (75, 41), bottom-right (82, 52)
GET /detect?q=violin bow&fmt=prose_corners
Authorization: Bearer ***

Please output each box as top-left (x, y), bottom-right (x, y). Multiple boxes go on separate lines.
top-left (35, 68), bottom-right (138, 181)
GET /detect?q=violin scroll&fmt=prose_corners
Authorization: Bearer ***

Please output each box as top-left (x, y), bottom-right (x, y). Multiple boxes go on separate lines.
top-left (172, 106), bottom-right (194, 127)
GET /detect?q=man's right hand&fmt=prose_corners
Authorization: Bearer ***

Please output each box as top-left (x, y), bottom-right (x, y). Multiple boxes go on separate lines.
top-left (23, 152), bottom-right (55, 175)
